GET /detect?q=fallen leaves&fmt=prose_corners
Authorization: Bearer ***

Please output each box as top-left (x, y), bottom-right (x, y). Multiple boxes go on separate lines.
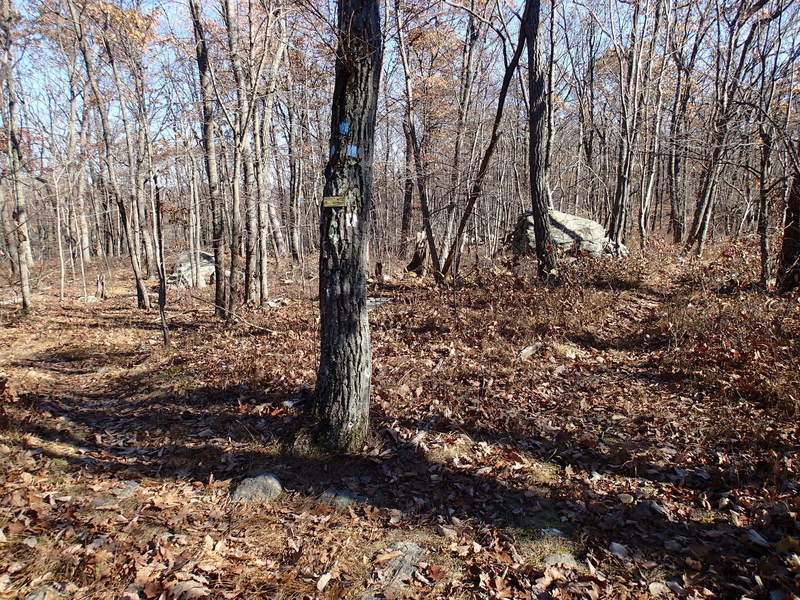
top-left (316, 571), bottom-right (332, 591)
top-left (166, 578), bottom-right (210, 600)
top-left (1, 248), bottom-right (799, 600)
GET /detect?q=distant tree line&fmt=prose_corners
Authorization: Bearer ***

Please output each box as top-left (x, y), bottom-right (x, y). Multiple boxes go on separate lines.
top-left (2, 0), bottom-right (800, 313)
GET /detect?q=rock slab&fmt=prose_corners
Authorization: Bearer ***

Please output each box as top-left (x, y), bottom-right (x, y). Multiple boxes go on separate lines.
top-left (543, 552), bottom-right (580, 570)
top-left (232, 473), bottom-right (282, 504)
top-left (168, 250), bottom-right (215, 288)
top-left (511, 210), bottom-right (629, 258)
top-left (320, 488), bottom-right (363, 508)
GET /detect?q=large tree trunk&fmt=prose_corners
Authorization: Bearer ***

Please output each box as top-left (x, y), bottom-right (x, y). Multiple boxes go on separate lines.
top-left (779, 143), bottom-right (800, 292)
top-left (314, 0), bottom-right (382, 453)
top-left (522, 0), bottom-right (556, 279)
top-left (222, 0), bottom-right (249, 322)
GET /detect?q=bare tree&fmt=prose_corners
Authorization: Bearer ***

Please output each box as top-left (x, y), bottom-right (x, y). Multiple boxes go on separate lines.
top-left (522, 0), bottom-right (556, 278)
top-left (0, 0), bottom-right (31, 309)
top-left (314, 0), bottom-right (383, 452)
top-left (189, 0), bottom-right (226, 317)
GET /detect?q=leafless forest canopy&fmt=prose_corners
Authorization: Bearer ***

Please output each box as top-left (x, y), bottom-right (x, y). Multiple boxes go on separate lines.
top-left (1, 0), bottom-right (800, 305)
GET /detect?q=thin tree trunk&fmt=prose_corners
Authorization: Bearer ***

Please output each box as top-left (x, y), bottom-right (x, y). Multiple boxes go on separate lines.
top-left (189, 0), bottom-right (226, 317)
top-left (68, 0), bottom-right (150, 308)
top-left (399, 115), bottom-right (414, 255)
top-left (1, 0), bottom-right (31, 310)
top-left (438, 4), bottom-right (531, 279)
top-left (758, 127), bottom-right (773, 287)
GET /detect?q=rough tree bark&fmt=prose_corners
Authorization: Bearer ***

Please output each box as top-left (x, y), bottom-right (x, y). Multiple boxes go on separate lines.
top-left (522, 0), bottom-right (556, 279)
top-left (314, 0), bottom-right (382, 453)
top-left (779, 142), bottom-right (800, 292)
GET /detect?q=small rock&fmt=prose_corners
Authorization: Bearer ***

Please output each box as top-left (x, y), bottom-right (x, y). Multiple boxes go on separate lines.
top-left (648, 582), bottom-right (670, 597)
top-left (519, 344), bottom-right (542, 361)
top-left (666, 580), bottom-right (686, 595)
top-left (746, 528), bottom-right (770, 548)
top-left (281, 398), bottom-right (304, 409)
top-left (79, 295), bottom-right (98, 304)
top-left (359, 541), bottom-right (425, 600)
top-left (121, 584), bottom-right (142, 600)
top-left (618, 493), bottom-right (634, 505)
top-left (232, 473), bottom-right (282, 504)
top-left (649, 500), bottom-right (670, 518)
top-left (319, 488), bottom-right (362, 508)
top-left (609, 542), bottom-right (630, 560)
top-left (550, 342), bottom-right (577, 360)
top-left (117, 481), bottom-right (140, 499)
top-left (539, 528), bottom-right (568, 538)
top-left (90, 496), bottom-right (117, 510)
top-left (366, 297), bottom-right (391, 311)
top-left (543, 553), bottom-right (580, 570)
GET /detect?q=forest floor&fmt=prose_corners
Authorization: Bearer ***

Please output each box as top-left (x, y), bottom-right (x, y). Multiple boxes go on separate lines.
top-left (0, 239), bottom-right (799, 600)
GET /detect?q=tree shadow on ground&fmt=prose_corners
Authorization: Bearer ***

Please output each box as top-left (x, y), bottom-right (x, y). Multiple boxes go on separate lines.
top-left (3, 350), bottom-right (796, 599)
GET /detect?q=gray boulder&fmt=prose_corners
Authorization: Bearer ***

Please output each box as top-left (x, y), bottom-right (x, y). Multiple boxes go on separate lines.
top-left (232, 473), bottom-right (282, 504)
top-left (167, 250), bottom-right (215, 288)
top-left (320, 488), bottom-right (364, 508)
top-left (511, 210), bottom-right (628, 258)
